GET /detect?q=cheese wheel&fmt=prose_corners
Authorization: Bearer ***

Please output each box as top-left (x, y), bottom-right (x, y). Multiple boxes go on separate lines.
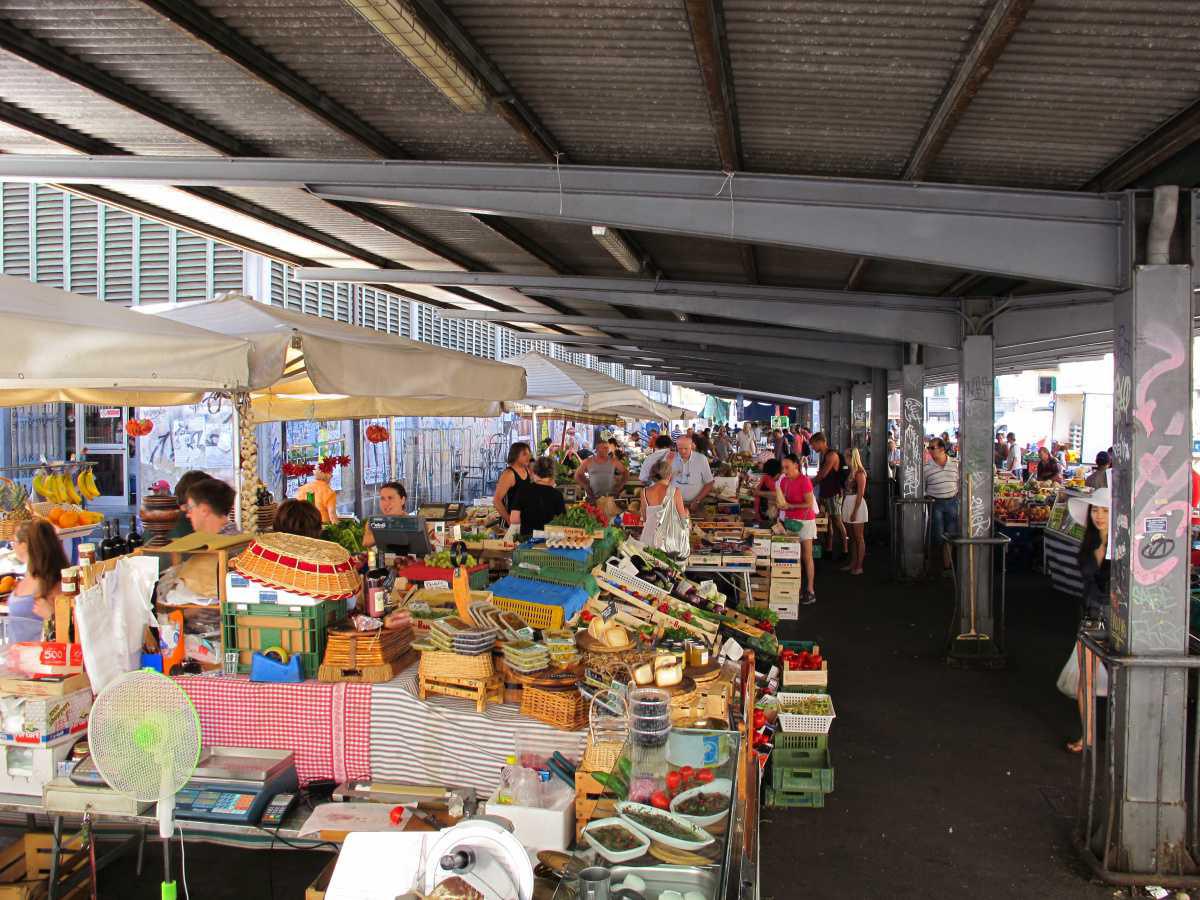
top-left (602, 624), bottom-right (629, 648)
top-left (588, 617), bottom-right (609, 641)
top-left (655, 663), bottom-right (683, 687)
top-left (633, 663), bottom-right (654, 685)
top-left (653, 654), bottom-right (676, 670)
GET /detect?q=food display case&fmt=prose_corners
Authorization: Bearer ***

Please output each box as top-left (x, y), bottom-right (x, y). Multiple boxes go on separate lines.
top-left (1043, 492), bottom-right (1086, 598)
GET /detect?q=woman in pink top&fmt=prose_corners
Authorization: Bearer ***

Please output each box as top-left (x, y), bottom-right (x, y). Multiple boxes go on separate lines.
top-left (775, 453), bottom-right (818, 604)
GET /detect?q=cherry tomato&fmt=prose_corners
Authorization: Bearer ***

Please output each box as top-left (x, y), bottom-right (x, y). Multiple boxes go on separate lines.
top-left (696, 768), bottom-right (715, 784)
top-left (679, 766), bottom-right (695, 783)
top-left (650, 790), bottom-right (670, 810)
top-left (666, 771), bottom-right (682, 793)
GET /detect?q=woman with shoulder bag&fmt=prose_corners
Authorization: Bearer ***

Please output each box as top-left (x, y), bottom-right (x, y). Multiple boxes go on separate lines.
top-left (775, 453), bottom-right (819, 605)
top-left (641, 456), bottom-right (690, 559)
top-left (841, 448), bottom-right (869, 575)
top-left (1063, 488), bottom-right (1110, 754)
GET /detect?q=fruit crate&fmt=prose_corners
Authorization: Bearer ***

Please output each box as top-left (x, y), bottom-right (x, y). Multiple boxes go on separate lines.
top-left (509, 559), bottom-right (599, 593)
top-left (512, 533), bottom-right (617, 575)
top-left (765, 786), bottom-right (825, 809)
top-left (780, 640), bottom-right (829, 691)
top-left (776, 692), bottom-right (836, 733)
top-left (222, 596), bottom-right (346, 678)
top-left (772, 747), bottom-right (834, 794)
top-left (396, 563), bottom-right (490, 590)
top-left (490, 575), bottom-right (591, 630)
top-left (775, 731), bottom-right (828, 752)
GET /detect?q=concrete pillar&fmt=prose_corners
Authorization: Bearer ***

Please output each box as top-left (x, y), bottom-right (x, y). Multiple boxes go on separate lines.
top-left (952, 330), bottom-right (997, 653)
top-left (799, 401), bottom-right (813, 432)
top-left (851, 383), bottom-right (869, 451)
top-left (1106, 260), bottom-right (1193, 871)
top-left (869, 368), bottom-right (889, 525)
top-left (898, 357), bottom-right (925, 578)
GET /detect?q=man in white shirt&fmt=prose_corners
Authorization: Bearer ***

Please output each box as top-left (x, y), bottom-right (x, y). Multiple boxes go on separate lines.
top-left (923, 437), bottom-right (960, 576)
top-left (672, 435), bottom-right (715, 513)
top-left (736, 422), bottom-right (756, 455)
top-left (640, 434), bottom-right (674, 485)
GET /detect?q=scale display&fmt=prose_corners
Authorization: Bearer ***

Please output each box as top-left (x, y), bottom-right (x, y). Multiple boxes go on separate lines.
top-left (176, 786), bottom-right (258, 821)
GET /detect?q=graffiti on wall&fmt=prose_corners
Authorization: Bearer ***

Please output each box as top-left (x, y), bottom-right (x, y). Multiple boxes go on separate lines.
top-left (901, 395), bottom-right (922, 499)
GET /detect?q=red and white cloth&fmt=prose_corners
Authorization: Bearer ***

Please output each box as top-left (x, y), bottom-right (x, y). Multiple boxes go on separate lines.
top-left (177, 674), bottom-right (371, 785)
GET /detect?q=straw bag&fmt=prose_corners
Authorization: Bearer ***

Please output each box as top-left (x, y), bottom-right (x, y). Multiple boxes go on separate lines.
top-left (651, 485), bottom-right (691, 562)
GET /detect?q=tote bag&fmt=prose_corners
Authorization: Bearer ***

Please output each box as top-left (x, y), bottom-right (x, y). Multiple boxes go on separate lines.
top-left (652, 485), bottom-right (692, 562)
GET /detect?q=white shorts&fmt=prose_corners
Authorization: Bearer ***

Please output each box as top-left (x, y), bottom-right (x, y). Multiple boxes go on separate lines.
top-left (779, 517), bottom-right (817, 541)
top-left (842, 494), bottom-right (868, 525)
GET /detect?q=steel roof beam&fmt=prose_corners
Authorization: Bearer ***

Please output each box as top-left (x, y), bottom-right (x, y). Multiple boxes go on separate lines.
top-left (845, 0), bottom-right (1034, 289)
top-left (587, 345), bottom-right (871, 381)
top-left (674, 381), bottom-right (836, 404)
top-left (1085, 98), bottom-right (1200, 191)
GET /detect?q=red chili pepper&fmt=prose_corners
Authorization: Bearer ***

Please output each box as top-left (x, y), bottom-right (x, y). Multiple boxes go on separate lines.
top-left (666, 771), bottom-right (682, 793)
top-left (696, 768), bottom-right (715, 784)
top-left (753, 709), bottom-right (766, 727)
top-left (679, 766), bottom-right (695, 783)
top-left (658, 603), bottom-right (670, 614)
top-left (650, 790), bottom-right (671, 810)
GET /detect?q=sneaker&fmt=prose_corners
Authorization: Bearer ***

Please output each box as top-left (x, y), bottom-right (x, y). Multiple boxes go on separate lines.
top-left (801, 592), bottom-right (817, 606)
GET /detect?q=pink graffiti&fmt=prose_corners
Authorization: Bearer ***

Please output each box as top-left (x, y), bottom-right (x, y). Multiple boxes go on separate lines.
top-left (1132, 446), bottom-right (1191, 585)
top-left (1132, 323), bottom-right (1186, 436)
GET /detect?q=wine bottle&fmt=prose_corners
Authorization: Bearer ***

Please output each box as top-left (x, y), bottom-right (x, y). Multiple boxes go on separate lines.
top-left (126, 516), bottom-right (143, 550)
top-left (97, 521), bottom-right (113, 561)
top-left (110, 521), bottom-right (128, 558)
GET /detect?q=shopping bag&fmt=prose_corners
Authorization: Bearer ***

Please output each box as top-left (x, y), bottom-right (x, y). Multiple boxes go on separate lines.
top-left (652, 485), bottom-right (691, 562)
top-left (75, 556), bottom-right (159, 693)
top-left (1056, 640), bottom-right (1109, 698)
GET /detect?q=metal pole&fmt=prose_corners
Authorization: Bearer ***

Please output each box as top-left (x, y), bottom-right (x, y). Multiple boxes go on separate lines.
top-left (869, 368), bottom-right (890, 526)
top-left (898, 355), bottom-right (925, 578)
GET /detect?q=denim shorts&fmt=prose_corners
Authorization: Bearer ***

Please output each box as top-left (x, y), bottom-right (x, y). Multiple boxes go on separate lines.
top-left (929, 497), bottom-right (960, 545)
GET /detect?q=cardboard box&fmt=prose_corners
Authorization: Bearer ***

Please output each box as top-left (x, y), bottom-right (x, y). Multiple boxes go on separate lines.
top-left (0, 733), bottom-right (78, 797)
top-left (771, 543), bottom-right (802, 562)
top-left (771, 563), bottom-right (804, 579)
top-left (226, 573), bottom-right (332, 608)
top-left (770, 580), bottom-right (802, 602)
top-left (0, 688), bottom-right (91, 745)
top-left (770, 600), bottom-right (799, 620)
top-left (0, 672), bottom-right (89, 698)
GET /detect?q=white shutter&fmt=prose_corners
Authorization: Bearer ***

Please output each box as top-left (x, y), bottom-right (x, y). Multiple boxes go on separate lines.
top-left (174, 230), bottom-right (208, 301)
top-left (137, 219), bottom-right (170, 304)
top-left (101, 207), bottom-right (134, 303)
top-left (33, 185), bottom-right (64, 287)
top-left (1, 183), bottom-right (31, 278)
top-left (213, 244), bottom-right (243, 295)
top-left (67, 195), bottom-right (99, 296)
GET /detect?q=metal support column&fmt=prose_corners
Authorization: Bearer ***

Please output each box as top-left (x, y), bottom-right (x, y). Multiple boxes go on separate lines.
top-left (851, 383), bottom-right (869, 452)
top-left (1103, 213), bottom-right (1193, 873)
top-left (869, 368), bottom-right (889, 525)
top-left (949, 320), bottom-right (1001, 663)
top-left (799, 401), bottom-right (813, 432)
top-left (897, 354), bottom-right (926, 579)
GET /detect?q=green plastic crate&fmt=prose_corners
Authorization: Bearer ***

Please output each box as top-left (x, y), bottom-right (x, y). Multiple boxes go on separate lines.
top-left (512, 533), bottom-right (617, 574)
top-left (772, 747), bottom-right (834, 793)
top-left (221, 596), bottom-right (346, 678)
top-left (765, 786), bottom-right (825, 809)
top-left (775, 731), bottom-right (828, 752)
top-left (509, 560), bottom-right (598, 593)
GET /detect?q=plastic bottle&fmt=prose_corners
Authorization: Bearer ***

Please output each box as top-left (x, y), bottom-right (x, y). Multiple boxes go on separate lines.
top-left (497, 756), bottom-right (542, 807)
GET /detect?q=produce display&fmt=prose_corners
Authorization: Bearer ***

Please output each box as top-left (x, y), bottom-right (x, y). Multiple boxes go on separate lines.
top-left (674, 791), bottom-right (729, 817)
top-left (425, 549), bottom-right (479, 568)
top-left (321, 519), bottom-right (365, 554)
top-left (993, 477), bottom-right (1060, 526)
top-left (589, 824), bottom-right (643, 852)
top-left (43, 506), bottom-right (103, 529)
top-left (548, 505), bottom-right (605, 531)
top-left (33, 468), bottom-right (100, 504)
top-left (780, 646), bottom-right (823, 671)
top-left (779, 695), bottom-right (833, 716)
top-left (619, 806), bottom-right (708, 844)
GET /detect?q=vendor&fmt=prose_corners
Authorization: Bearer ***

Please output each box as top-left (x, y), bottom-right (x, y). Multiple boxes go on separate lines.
top-left (1086, 451), bottom-right (1110, 489)
top-left (493, 442), bottom-right (532, 525)
top-left (1033, 446), bottom-right (1063, 484)
top-left (293, 468), bottom-right (339, 524)
top-left (8, 520), bottom-right (68, 642)
top-left (168, 470), bottom-right (212, 539)
top-left (363, 481), bottom-right (408, 548)
top-left (639, 434), bottom-right (674, 485)
top-left (755, 458), bottom-right (782, 525)
top-left (185, 478), bottom-right (240, 536)
top-left (509, 457), bottom-right (567, 537)
top-left (575, 440), bottom-right (627, 501)
top-left (273, 499), bottom-right (323, 539)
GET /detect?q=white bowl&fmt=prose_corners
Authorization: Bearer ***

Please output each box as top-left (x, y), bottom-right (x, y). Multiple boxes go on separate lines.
top-left (615, 801), bottom-right (715, 851)
top-left (670, 778), bottom-right (733, 828)
top-left (581, 817), bottom-right (650, 863)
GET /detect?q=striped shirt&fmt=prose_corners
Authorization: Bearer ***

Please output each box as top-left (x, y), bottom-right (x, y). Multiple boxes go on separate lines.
top-left (923, 457), bottom-right (960, 499)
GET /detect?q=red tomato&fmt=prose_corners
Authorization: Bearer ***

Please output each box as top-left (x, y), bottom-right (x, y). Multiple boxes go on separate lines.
top-left (650, 790), bottom-right (670, 810)
top-left (679, 766), bottom-right (695, 783)
top-left (389, 806), bottom-right (405, 826)
top-left (666, 771), bottom-right (682, 793)
top-left (696, 768), bottom-right (715, 784)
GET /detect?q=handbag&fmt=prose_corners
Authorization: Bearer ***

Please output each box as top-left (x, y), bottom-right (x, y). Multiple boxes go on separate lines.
top-left (652, 485), bottom-right (691, 562)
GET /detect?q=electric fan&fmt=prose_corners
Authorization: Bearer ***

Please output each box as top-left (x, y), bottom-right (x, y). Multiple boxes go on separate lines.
top-left (88, 669), bottom-right (202, 900)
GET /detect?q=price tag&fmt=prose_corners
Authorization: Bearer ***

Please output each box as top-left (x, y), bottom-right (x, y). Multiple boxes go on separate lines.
top-left (601, 600), bottom-right (618, 621)
top-left (425, 580), bottom-right (450, 591)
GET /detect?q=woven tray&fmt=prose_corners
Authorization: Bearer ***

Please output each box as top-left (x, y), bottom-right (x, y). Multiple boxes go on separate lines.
top-left (318, 650), bottom-right (415, 683)
top-left (521, 685), bottom-right (588, 731)
top-left (323, 624), bottom-right (413, 668)
top-left (418, 648), bottom-right (494, 679)
top-left (233, 532), bottom-right (361, 600)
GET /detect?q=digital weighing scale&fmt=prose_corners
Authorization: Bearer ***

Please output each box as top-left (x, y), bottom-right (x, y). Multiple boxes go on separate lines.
top-left (74, 746), bottom-right (298, 825)
top-left (416, 503), bottom-right (467, 522)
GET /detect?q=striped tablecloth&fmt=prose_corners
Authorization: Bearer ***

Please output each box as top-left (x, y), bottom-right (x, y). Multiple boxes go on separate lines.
top-left (369, 669), bottom-right (587, 796)
top-left (177, 674), bottom-right (372, 786)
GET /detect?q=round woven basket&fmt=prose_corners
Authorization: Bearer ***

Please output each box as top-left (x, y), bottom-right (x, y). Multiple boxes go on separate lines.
top-left (233, 532), bottom-right (361, 600)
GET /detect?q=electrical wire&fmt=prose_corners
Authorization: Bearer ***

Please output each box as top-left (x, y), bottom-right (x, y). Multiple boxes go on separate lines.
top-left (177, 825), bottom-right (190, 900)
top-left (252, 824), bottom-right (339, 853)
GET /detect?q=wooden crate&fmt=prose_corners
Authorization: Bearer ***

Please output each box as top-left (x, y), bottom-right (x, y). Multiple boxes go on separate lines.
top-left (306, 856), bottom-right (337, 900)
top-left (418, 673), bottom-right (503, 713)
top-left (574, 769), bottom-right (618, 841)
top-left (0, 832), bottom-right (89, 900)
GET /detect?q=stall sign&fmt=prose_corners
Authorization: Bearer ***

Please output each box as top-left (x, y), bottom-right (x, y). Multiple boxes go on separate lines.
top-left (99, 408), bottom-right (121, 419)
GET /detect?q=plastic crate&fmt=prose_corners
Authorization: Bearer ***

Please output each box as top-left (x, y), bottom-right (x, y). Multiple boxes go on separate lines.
top-left (775, 731), bottom-right (828, 752)
top-left (772, 747), bottom-right (834, 793)
top-left (765, 786), bottom-right (825, 809)
top-left (490, 575), bottom-right (591, 630)
top-left (776, 692), bottom-right (836, 734)
top-left (397, 563), bottom-right (490, 590)
top-left (222, 596), bottom-right (345, 678)
top-left (510, 559), bottom-right (599, 593)
top-left (512, 533), bottom-right (617, 575)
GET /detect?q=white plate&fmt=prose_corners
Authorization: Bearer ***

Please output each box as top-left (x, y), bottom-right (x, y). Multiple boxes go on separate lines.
top-left (581, 817), bottom-right (651, 863)
top-left (615, 801), bottom-right (715, 850)
top-left (669, 778), bottom-right (732, 828)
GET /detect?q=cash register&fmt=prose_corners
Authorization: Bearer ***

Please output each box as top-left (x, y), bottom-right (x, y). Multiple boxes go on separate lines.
top-left (368, 514), bottom-right (433, 557)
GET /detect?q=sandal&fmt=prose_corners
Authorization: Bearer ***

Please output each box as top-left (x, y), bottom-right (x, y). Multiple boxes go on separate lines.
top-left (1065, 739), bottom-right (1084, 754)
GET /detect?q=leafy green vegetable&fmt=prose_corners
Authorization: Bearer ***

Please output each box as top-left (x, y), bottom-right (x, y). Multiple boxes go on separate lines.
top-left (548, 507), bottom-right (603, 531)
top-left (321, 519), bottom-right (365, 554)
top-left (425, 549), bottom-right (478, 568)
top-left (643, 546), bottom-right (683, 572)
top-left (741, 605), bottom-right (780, 626)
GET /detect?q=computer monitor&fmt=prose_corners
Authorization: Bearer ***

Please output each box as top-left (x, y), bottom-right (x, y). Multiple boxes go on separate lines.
top-left (368, 515), bottom-right (432, 557)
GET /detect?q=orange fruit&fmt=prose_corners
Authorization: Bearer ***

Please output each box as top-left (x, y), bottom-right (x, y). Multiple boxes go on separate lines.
top-left (0, 576), bottom-right (14, 593)
top-left (44, 508), bottom-right (62, 526)
top-left (57, 510), bottom-right (79, 528)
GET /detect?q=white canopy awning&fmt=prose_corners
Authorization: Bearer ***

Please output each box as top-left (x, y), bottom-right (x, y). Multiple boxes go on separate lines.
top-left (505, 352), bottom-right (674, 423)
top-left (0, 276), bottom-right (250, 407)
top-left (141, 295), bottom-right (528, 422)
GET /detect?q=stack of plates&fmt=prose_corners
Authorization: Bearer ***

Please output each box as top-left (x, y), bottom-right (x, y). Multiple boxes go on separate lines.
top-left (431, 616), bottom-right (498, 655)
top-left (502, 640), bottom-right (551, 673)
top-left (543, 630), bottom-right (582, 667)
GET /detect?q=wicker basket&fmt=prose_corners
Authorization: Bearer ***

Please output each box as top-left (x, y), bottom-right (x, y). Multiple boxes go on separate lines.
top-left (582, 738), bottom-right (625, 774)
top-left (233, 532), bottom-right (361, 600)
top-left (521, 685), bottom-right (588, 731)
top-left (418, 649), bottom-right (494, 680)
top-left (0, 515), bottom-right (25, 541)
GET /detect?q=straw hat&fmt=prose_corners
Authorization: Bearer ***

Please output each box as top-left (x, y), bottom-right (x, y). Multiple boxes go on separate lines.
top-left (233, 532), bottom-right (361, 600)
top-left (1067, 487), bottom-right (1110, 527)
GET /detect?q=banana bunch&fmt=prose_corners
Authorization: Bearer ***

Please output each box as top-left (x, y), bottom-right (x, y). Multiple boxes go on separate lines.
top-left (76, 469), bottom-right (100, 501)
top-left (32, 469), bottom-right (96, 504)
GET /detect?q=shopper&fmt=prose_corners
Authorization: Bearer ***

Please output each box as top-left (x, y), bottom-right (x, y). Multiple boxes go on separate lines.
top-left (493, 442), bottom-right (532, 525)
top-left (994, 433), bottom-right (1009, 470)
top-left (923, 437), bottom-right (959, 577)
top-left (1065, 488), bottom-right (1110, 754)
top-left (810, 432), bottom-right (848, 560)
top-left (363, 481), bottom-right (408, 548)
top-left (640, 434), bottom-right (674, 485)
top-left (293, 467), bottom-right (339, 524)
top-left (273, 499), bottom-right (324, 539)
top-left (640, 456), bottom-right (687, 548)
top-left (168, 469), bottom-right (212, 539)
top-left (713, 428), bottom-right (733, 462)
top-left (772, 429), bottom-right (786, 461)
top-left (575, 440), bottom-right (627, 501)
top-left (841, 448), bottom-right (869, 575)
top-left (671, 435), bottom-right (715, 514)
top-left (755, 458), bottom-right (782, 526)
top-left (1034, 446), bottom-right (1063, 484)
top-left (186, 478), bottom-right (240, 536)
top-left (1005, 433), bottom-right (1021, 476)
top-left (509, 457), bottom-right (568, 538)
top-left (8, 519), bottom-right (69, 641)
top-left (1086, 451), bottom-right (1110, 489)
top-left (775, 453), bottom-right (818, 604)
top-left (736, 422), bottom-right (756, 455)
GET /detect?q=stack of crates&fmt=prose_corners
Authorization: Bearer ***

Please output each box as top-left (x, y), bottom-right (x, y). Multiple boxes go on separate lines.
top-left (222, 596), bottom-right (346, 679)
top-left (769, 537), bottom-right (803, 620)
top-left (767, 643), bottom-right (834, 809)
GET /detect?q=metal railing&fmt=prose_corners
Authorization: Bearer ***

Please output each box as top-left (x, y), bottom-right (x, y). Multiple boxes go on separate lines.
top-left (945, 534), bottom-right (1010, 663)
top-left (889, 496), bottom-right (932, 580)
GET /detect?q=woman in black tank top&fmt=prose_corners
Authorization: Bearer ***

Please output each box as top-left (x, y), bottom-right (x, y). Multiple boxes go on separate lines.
top-left (494, 442), bottom-right (533, 524)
